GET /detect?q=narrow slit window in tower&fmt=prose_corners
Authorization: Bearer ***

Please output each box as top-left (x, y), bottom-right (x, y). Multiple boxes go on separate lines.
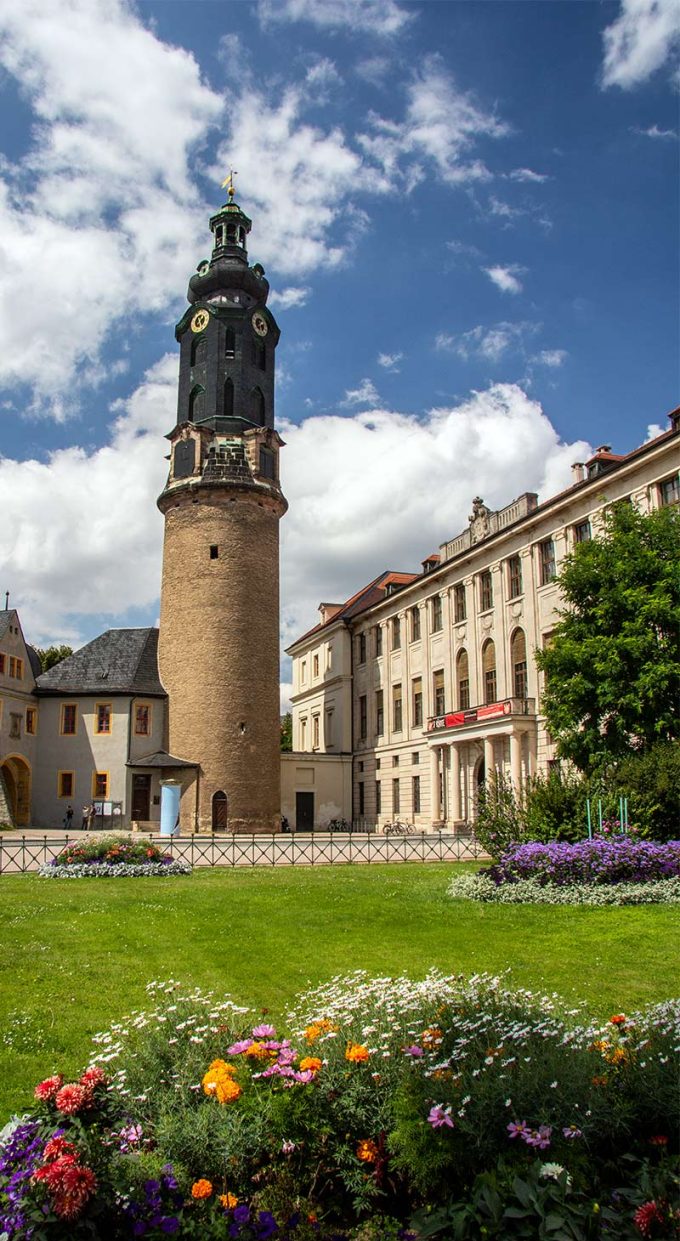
top-left (225, 327), bottom-right (235, 359)
top-left (210, 545), bottom-right (219, 560)
top-left (251, 387), bottom-right (265, 425)
top-left (189, 385), bottom-right (205, 422)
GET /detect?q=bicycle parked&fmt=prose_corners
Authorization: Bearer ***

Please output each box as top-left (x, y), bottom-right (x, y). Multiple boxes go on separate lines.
top-left (383, 820), bottom-right (416, 835)
top-left (327, 817), bottom-right (352, 833)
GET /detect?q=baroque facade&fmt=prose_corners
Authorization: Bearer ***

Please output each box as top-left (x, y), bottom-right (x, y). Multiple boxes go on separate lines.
top-left (284, 414), bottom-right (679, 832)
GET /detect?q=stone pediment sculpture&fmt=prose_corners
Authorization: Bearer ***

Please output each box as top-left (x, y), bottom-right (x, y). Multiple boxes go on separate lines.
top-left (469, 496), bottom-right (491, 544)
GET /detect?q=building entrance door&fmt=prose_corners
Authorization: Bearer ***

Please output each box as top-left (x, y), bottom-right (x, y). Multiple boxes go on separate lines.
top-left (0, 756), bottom-right (31, 827)
top-left (131, 774), bottom-right (151, 821)
top-left (212, 791), bottom-right (228, 831)
top-left (296, 791), bottom-right (314, 832)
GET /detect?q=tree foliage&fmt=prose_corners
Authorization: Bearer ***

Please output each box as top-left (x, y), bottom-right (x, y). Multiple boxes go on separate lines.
top-left (280, 712), bottom-right (292, 752)
top-left (536, 502), bottom-right (680, 771)
top-left (36, 644), bottom-right (73, 672)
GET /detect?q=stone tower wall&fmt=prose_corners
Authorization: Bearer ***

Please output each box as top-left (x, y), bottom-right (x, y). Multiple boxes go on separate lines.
top-left (158, 484), bottom-right (284, 833)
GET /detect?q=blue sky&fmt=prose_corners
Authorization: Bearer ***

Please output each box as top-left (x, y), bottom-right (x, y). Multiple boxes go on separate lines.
top-left (0, 0), bottom-right (677, 701)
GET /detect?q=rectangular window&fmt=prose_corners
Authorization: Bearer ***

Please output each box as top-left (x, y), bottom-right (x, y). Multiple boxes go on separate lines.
top-left (93, 772), bottom-right (109, 799)
top-left (507, 555), bottom-right (522, 598)
top-left (327, 644), bottom-right (333, 671)
top-left (392, 777), bottom-right (400, 815)
top-left (95, 703), bottom-right (111, 734)
top-left (134, 704), bottom-right (150, 736)
top-left (313, 653), bottom-right (319, 677)
top-left (301, 660), bottom-right (307, 683)
top-left (484, 668), bottom-right (497, 705)
top-left (25, 708), bottom-right (37, 736)
top-left (573, 520), bottom-right (591, 544)
top-left (61, 703), bottom-right (77, 736)
top-left (539, 539), bottom-right (557, 586)
top-left (392, 754), bottom-right (399, 767)
top-left (9, 712), bottom-right (21, 739)
top-left (458, 677), bottom-right (470, 711)
top-left (300, 717), bottom-right (307, 749)
top-left (412, 775), bottom-right (421, 814)
top-left (392, 616), bottom-right (401, 650)
top-left (375, 781), bottom-right (381, 815)
top-left (453, 584), bottom-right (466, 623)
top-left (392, 683), bottom-right (403, 732)
top-left (358, 781), bottom-right (365, 817)
top-left (430, 595), bottom-right (443, 632)
top-left (433, 669), bottom-right (445, 716)
top-left (514, 661), bottom-right (528, 699)
top-left (359, 695), bottom-right (367, 740)
top-left (312, 714), bottom-right (320, 748)
top-left (358, 633), bottom-right (366, 664)
top-left (659, 474), bottom-right (679, 506)
top-left (412, 752), bottom-right (419, 765)
top-left (375, 689), bottom-right (384, 736)
top-left (58, 771), bottom-right (74, 798)
top-left (412, 676), bottom-right (423, 727)
top-left (0, 653), bottom-right (4, 674)
top-left (410, 606), bottom-right (421, 642)
top-left (374, 625), bottom-right (383, 656)
top-left (325, 710), bottom-right (333, 746)
top-left (479, 571), bottom-right (493, 611)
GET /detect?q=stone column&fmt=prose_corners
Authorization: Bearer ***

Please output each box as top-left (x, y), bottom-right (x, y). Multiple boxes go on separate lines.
top-left (430, 747), bottom-right (441, 823)
top-left (510, 730), bottom-right (522, 790)
top-left (450, 742), bottom-right (462, 822)
top-left (484, 736), bottom-right (495, 779)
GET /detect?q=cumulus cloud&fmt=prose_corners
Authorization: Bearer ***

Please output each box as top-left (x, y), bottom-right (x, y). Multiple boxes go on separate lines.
top-left (0, 0), bottom-right (221, 412)
top-left (268, 286), bottom-right (311, 309)
top-left (601, 0), bottom-right (680, 88)
top-left (257, 0), bottom-right (413, 36)
top-left (533, 349), bottom-right (568, 368)
top-left (508, 167), bottom-right (549, 183)
top-left (484, 264), bottom-right (525, 294)
top-left (279, 384), bottom-right (591, 650)
top-left (341, 378), bottom-right (381, 407)
top-left (377, 351), bottom-right (403, 371)
top-left (0, 354), bottom-right (175, 645)
top-left (436, 321), bottom-right (538, 363)
top-left (630, 123), bottom-right (677, 137)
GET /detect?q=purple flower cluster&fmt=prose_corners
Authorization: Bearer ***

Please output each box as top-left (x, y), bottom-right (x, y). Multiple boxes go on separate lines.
top-left (123, 1165), bottom-right (182, 1236)
top-left (507, 1120), bottom-right (552, 1149)
top-left (224, 1204), bottom-right (351, 1239)
top-left (484, 837), bottom-right (680, 888)
top-left (0, 1119), bottom-right (46, 1238)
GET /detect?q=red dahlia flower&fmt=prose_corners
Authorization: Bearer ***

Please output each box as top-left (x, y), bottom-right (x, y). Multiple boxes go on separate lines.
top-left (54, 1083), bottom-right (89, 1114)
top-left (34, 1074), bottom-right (64, 1103)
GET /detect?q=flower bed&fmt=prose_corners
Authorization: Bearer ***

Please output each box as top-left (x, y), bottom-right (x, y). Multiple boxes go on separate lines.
top-left (38, 834), bottom-right (191, 878)
top-left (447, 837), bottom-right (680, 906)
top-left (1, 973), bottom-right (678, 1239)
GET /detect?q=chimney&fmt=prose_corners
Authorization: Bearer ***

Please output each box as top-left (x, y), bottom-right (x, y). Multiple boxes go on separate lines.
top-left (571, 463), bottom-right (585, 484)
top-left (595, 444), bottom-right (612, 454)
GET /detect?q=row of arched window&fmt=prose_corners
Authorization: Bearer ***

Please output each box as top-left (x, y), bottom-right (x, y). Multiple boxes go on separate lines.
top-left (455, 628), bottom-right (528, 709)
top-left (188, 383), bottom-right (266, 425)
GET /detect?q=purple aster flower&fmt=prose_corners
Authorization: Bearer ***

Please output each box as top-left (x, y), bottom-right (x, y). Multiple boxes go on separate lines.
top-left (563, 1124), bottom-right (583, 1139)
top-left (526, 1125), bottom-right (552, 1149)
top-left (227, 1039), bottom-right (254, 1055)
top-left (160, 1218), bottom-right (180, 1234)
top-left (404, 1045), bottom-right (424, 1057)
top-left (234, 1204), bottom-right (251, 1223)
top-left (507, 1120), bottom-right (528, 1139)
top-left (252, 1024), bottom-right (277, 1038)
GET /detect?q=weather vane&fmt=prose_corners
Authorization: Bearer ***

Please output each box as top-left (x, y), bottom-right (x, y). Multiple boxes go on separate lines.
top-left (221, 167), bottom-right (237, 200)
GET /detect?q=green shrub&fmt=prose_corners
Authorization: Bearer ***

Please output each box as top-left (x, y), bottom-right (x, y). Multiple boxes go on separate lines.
top-left (608, 742), bottom-right (680, 841)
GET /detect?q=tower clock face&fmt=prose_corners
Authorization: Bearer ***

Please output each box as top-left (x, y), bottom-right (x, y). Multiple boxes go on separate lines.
top-left (191, 309), bottom-right (210, 333)
top-left (252, 312), bottom-right (268, 337)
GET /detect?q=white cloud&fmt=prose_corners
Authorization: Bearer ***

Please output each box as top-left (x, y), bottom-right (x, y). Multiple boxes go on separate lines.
top-left (601, 0), bottom-right (680, 88)
top-left (631, 123), bottom-right (677, 137)
top-left (257, 0), bottom-right (413, 36)
top-left (268, 286), bottom-right (311, 310)
top-left (279, 384), bottom-right (591, 649)
top-left (533, 349), bottom-right (568, 368)
top-left (646, 422), bottom-right (664, 439)
top-left (377, 351), bottom-right (403, 371)
top-left (0, 0), bottom-right (221, 411)
top-left (305, 56), bottom-right (343, 96)
top-left (487, 196), bottom-right (525, 221)
top-left (355, 56), bottom-right (392, 86)
top-left (341, 377), bottom-right (381, 407)
top-left (437, 321), bottom-right (537, 363)
top-left (509, 167), bottom-right (549, 183)
top-left (0, 354), bottom-right (176, 645)
top-left (483, 264), bottom-right (525, 295)
top-left (360, 55), bottom-right (508, 187)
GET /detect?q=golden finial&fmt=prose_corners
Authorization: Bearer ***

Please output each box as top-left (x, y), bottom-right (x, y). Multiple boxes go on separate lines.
top-left (221, 168), bottom-right (237, 200)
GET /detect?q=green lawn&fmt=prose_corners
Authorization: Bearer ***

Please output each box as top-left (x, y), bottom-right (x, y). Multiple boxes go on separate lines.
top-left (2, 863), bottom-right (679, 1121)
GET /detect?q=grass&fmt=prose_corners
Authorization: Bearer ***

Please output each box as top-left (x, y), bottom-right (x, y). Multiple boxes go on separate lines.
top-left (1, 862), bottom-right (679, 1121)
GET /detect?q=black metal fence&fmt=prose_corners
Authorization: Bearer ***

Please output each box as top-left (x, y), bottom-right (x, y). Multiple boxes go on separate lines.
top-left (0, 832), bottom-right (487, 874)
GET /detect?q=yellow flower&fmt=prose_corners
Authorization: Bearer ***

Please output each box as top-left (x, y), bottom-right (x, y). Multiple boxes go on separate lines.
top-left (345, 1043), bottom-right (369, 1063)
top-left (356, 1138), bottom-right (378, 1163)
top-left (220, 1192), bottom-right (239, 1209)
top-left (304, 1018), bottom-right (336, 1043)
top-left (191, 1179), bottom-right (213, 1199)
top-left (245, 1041), bottom-right (270, 1059)
top-left (299, 1056), bottom-right (322, 1073)
top-left (215, 1078), bottom-right (242, 1105)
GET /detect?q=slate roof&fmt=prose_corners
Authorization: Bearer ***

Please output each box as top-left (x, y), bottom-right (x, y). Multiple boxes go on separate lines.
top-left (26, 646), bottom-right (43, 679)
top-left (0, 610), bottom-right (16, 641)
top-left (126, 750), bottom-right (198, 769)
top-left (287, 570), bottom-right (418, 652)
top-left (36, 628), bottom-right (165, 697)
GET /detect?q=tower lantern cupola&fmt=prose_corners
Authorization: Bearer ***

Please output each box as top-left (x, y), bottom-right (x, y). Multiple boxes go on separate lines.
top-left (209, 179), bottom-right (251, 266)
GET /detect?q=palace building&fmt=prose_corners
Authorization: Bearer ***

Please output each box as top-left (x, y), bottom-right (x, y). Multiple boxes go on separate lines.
top-left (282, 412), bottom-right (679, 832)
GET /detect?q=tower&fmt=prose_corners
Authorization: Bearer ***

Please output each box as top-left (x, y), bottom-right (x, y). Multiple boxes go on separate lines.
top-left (157, 183), bottom-right (287, 833)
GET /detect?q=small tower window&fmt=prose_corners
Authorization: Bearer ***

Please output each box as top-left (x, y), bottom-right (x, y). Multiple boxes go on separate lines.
top-left (215, 225), bottom-right (224, 246)
top-left (226, 224), bottom-right (237, 243)
top-left (238, 227), bottom-right (246, 246)
top-left (210, 545), bottom-right (219, 560)
top-left (224, 377), bottom-right (234, 418)
top-left (225, 327), bottom-right (235, 358)
top-left (251, 387), bottom-right (265, 425)
top-left (189, 385), bottom-right (205, 422)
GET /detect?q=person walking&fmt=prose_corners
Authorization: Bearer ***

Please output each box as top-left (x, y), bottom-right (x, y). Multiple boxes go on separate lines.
top-left (64, 804), bottom-right (74, 830)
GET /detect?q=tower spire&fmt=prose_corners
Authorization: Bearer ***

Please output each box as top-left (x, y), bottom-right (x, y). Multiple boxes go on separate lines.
top-left (221, 168), bottom-right (238, 200)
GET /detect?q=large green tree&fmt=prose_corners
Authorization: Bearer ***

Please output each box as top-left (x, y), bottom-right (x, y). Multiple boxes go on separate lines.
top-left (36, 644), bottom-right (73, 672)
top-left (536, 501), bottom-right (680, 772)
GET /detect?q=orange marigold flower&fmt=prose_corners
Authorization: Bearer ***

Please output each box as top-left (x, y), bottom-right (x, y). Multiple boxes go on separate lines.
top-left (206, 1059), bottom-right (237, 1077)
top-left (356, 1139), bottom-right (378, 1163)
top-left (345, 1043), bottom-right (369, 1063)
top-left (609, 1014), bottom-right (626, 1025)
top-left (215, 1078), bottom-right (242, 1105)
top-left (191, 1179), bottom-right (213, 1199)
top-left (304, 1018), bottom-right (336, 1042)
top-left (299, 1057), bottom-right (322, 1073)
top-left (421, 1027), bottom-right (443, 1046)
top-left (605, 1047), bottom-right (628, 1065)
top-left (220, 1192), bottom-right (239, 1208)
top-left (245, 1041), bottom-right (270, 1059)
